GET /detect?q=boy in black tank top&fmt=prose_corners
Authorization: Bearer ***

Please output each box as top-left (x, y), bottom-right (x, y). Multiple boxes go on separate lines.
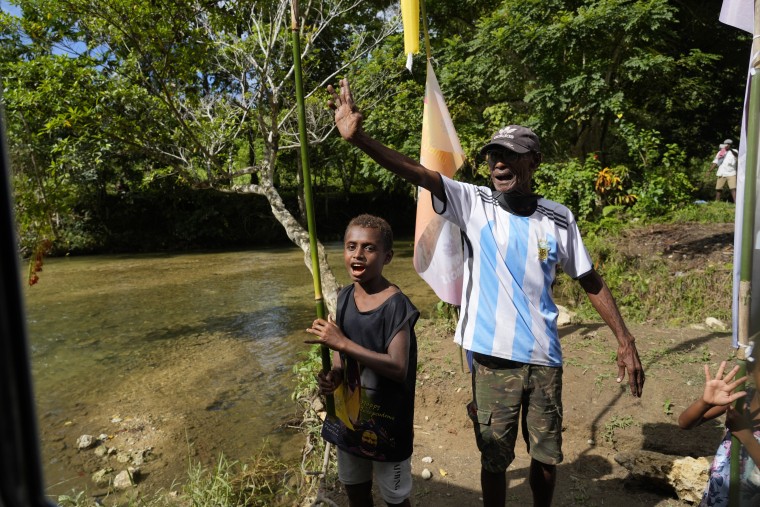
top-left (306, 214), bottom-right (419, 507)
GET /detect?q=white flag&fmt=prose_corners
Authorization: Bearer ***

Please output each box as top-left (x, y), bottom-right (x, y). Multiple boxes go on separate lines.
top-left (413, 61), bottom-right (465, 305)
top-left (720, 0), bottom-right (755, 33)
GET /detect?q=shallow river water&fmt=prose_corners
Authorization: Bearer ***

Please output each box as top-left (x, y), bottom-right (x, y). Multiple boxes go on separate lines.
top-left (22, 241), bottom-right (437, 497)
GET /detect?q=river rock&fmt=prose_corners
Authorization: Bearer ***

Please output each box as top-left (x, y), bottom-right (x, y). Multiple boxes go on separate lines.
top-left (557, 305), bottom-right (575, 327)
top-left (131, 449), bottom-right (148, 466)
top-left (113, 469), bottom-right (138, 490)
top-left (76, 434), bottom-right (94, 450)
top-left (705, 317), bottom-right (727, 331)
top-left (91, 468), bottom-right (112, 486)
top-left (94, 445), bottom-right (108, 458)
top-left (614, 450), bottom-right (709, 502)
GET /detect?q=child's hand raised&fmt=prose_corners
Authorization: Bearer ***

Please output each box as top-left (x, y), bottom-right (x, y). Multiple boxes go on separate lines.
top-left (702, 361), bottom-right (748, 407)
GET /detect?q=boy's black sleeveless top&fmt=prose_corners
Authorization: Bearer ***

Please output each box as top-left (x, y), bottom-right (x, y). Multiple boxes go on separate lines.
top-left (321, 284), bottom-right (419, 462)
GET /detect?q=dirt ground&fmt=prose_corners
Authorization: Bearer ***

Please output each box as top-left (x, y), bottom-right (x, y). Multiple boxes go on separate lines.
top-left (40, 222), bottom-right (739, 506)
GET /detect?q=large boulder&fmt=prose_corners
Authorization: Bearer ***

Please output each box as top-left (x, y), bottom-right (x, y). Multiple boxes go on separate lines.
top-left (614, 450), bottom-right (709, 503)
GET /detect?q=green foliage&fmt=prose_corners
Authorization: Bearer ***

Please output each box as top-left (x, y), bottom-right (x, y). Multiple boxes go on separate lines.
top-left (291, 345), bottom-right (322, 403)
top-left (433, 301), bottom-right (459, 332)
top-left (184, 453), bottom-right (296, 507)
top-left (631, 171), bottom-right (695, 217)
top-left (533, 156), bottom-right (599, 222)
top-left (4, 0), bottom-right (751, 255)
top-left (612, 116), bottom-right (696, 217)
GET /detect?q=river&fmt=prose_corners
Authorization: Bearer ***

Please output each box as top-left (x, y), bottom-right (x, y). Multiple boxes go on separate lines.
top-left (22, 241), bottom-right (438, 497)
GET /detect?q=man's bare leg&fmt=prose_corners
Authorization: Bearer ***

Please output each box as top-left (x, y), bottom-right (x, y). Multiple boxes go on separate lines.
top-left (481, 467), bottom-right (506, 507)
top-left (529, 459), bottom-right (556, 507)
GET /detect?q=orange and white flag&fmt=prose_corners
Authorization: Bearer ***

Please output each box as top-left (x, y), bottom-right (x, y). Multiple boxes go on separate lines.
top-left (413, 60), bottom-right (465, 305)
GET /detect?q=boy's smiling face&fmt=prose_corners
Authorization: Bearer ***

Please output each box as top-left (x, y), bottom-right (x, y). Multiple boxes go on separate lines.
top-left (343, 225), bottom-right (393, 284)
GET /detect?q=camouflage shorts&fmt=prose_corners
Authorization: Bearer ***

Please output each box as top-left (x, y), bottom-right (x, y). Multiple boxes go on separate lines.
top-left (468, 353), bottom-right (563, 473)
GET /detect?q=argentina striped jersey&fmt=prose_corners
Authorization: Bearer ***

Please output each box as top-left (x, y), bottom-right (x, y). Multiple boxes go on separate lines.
top-left (433, 176), bottom-right (593, 367)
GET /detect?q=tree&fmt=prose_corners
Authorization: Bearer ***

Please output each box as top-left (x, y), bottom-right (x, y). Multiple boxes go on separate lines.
top-left (7, 0), bottom-right (398, 312)
top-left (429, 0), bottom-right (748, 163)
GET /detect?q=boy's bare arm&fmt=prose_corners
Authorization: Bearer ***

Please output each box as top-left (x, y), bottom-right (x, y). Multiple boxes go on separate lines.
top-left (578, 269), bottom-right (644, 397)
top-left (327, 79), bottom-right (445, 201)
top-left (305, 318), bottom-right (411, 384)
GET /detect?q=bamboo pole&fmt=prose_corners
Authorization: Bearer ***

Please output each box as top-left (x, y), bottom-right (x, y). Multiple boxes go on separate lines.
top-left (729, 2), bottom-right (760, 504)
top-left (290, 0), bottom-right (334, 417)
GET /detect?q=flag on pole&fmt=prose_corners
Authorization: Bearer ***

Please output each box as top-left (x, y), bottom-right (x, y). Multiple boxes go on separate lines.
top-left (723, 0), bottom-right (760, 348)
top-left (720, 0), bottom-right (755, 33)
top-left (400, 0), bottom-right (419, 71)
top-left (413, 60), bottom-right (465, 305)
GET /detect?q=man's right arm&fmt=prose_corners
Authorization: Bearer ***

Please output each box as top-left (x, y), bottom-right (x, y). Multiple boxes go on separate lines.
top-left (327, 79), bottom-right (445, 201)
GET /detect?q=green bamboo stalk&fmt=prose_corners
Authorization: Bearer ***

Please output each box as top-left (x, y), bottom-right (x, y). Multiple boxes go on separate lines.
top-left (729, 3), bottom-right (760, 504)
top-left (419, 0), bottom-right (431, 61)
top-left (290, 0), bottom-right (334, 417)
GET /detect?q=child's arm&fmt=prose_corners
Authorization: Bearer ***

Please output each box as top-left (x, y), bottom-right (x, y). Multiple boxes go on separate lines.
top-left (305, 317), bottom-right (411, 384)
top-left (726, 406), bottom-right (760, 465)
top-left (678, 361), bottom-right (747, 429)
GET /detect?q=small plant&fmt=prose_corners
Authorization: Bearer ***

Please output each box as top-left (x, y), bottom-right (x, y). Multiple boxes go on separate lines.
top-left (56, 491), bottom-right (89, 507)
top-left (433, 301), bottom-right (459, 331)
top-left (594, 372), bottom-right (614, 391)
top-left (603, 415), bottom-right (635, 446)
top-left (663, 399), bottom-right (673, 415)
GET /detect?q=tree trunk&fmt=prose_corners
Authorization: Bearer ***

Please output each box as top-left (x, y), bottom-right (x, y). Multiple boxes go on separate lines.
top-left (229, 181), bottom-right (341, 316)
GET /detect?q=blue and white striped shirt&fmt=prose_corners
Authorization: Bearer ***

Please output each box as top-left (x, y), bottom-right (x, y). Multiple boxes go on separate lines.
top-left (434, 176), bottom-right (593, 367)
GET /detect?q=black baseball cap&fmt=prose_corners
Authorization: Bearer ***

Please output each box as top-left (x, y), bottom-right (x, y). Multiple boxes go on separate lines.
top-left (479, 125), bottom-right (540, 155)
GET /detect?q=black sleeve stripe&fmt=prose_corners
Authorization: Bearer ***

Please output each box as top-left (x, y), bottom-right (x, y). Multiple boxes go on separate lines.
top-left (476, 188), bottom-right (499, 206)
top-left (536, 204), bottom-right (569, 230)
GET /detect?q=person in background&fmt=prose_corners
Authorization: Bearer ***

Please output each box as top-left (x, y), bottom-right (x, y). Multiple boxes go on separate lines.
top-left (326, 78), bottom-right (644, 507)
top-left (707, 139), bottom-right (738, 202)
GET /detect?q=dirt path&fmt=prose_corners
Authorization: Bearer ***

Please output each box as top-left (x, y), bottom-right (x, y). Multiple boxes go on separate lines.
top-left (317, 318), bottom-right (735, 507)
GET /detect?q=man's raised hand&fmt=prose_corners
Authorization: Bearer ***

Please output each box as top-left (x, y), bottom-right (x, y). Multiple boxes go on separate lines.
top-left (327, 79), bottom-right (363, 143)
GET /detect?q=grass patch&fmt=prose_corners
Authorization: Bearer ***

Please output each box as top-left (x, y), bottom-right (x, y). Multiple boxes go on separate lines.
top-left (555, 220), bottom-right (732, 325)
top-left (55, 451), bottom-right (301, 507)
top-left (602, 415), bottom-right (635, 447)
top-left (664, 201), bottom-right (736, 223)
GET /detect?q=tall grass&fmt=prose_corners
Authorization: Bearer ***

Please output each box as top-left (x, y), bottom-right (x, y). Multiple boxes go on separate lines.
top-left (55, 452), bottom-right (299, 507)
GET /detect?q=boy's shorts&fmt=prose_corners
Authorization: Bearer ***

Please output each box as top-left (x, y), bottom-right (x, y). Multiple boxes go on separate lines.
top-left (468, 353), bottom-right (563, 473)
top-left (337, 448), bottom-right (412, 504)
top-left (716, 175), bottom-right (737, 190)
